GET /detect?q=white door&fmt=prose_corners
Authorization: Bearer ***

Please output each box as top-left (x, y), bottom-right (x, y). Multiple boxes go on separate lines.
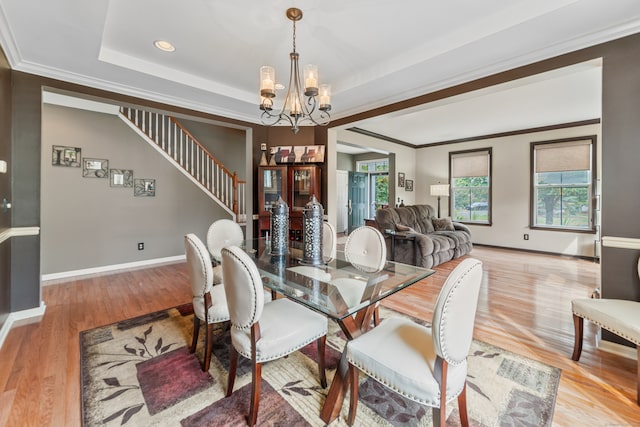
top-left (336, 170), bottom-right (348, 234)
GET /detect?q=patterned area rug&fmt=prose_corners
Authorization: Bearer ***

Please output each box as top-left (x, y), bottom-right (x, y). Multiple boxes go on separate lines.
top-left (80, 305), bottom-right (560, 426)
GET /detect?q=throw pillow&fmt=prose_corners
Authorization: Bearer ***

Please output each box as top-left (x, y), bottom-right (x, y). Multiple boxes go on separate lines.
top-left (432, 217), bottom-right (455, 232)
top-left (395, 223), bottom-right (417, 233)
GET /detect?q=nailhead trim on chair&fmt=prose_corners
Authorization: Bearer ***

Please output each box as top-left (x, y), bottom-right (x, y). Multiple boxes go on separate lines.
top-left (437, 261), bottom-right (480, 365)
top-left (572, 310), bottom-right (640, 346)
top-left (349, 359), bottom-right (465, 406)
top-left (187, 234), bottom-right (211, 298)
top-left (222, 246), bottom-right (261, 330)
top-left (234, 330), bottom-right (327, 363)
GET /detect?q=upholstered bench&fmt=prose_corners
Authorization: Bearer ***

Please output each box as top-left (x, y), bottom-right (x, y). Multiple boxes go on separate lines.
top-left (571, 298), bottom-right (640, 404)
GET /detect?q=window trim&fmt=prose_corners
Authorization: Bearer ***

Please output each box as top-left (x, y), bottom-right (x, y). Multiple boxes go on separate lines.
top-left (529, 135), bottom-right (597, 233)
top-left (449, 147), bottom-right (493, 226)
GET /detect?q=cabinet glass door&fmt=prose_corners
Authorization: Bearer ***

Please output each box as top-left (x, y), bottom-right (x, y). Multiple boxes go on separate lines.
top-left (262, 168), bottom-right (284, 212)
top-left (291, 168), bottom-right (313, 211)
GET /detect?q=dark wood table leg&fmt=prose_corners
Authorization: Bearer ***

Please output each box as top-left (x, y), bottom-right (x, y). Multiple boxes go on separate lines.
top-left (320, 311), bottom-right (373, 423)
top-left (320, 350), bottom-right (349, 423)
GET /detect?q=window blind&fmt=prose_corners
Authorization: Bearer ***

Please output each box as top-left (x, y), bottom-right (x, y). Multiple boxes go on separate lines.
top-left (452, 150), bottom-right (490, 178)
top-left (535, 140), bottom-right (591, 172)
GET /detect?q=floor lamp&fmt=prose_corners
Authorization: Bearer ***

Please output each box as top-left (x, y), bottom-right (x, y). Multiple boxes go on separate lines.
top-left (430, 184), bottom-right (450, 218)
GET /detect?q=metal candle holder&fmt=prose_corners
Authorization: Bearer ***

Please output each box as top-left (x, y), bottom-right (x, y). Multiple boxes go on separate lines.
top-left (302, 195), bottom-right (324, 265)
top-left (270, 196), bottom-right (289, 255)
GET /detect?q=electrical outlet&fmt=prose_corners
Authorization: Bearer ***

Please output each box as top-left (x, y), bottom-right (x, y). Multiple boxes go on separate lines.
top-left (523, 234), bottom-right (529, 240)
top-left (138, 242), bottom-right (144, 250)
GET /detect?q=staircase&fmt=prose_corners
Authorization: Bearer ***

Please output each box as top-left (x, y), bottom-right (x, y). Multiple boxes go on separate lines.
top-left (118, 107), bottom-right (246, 223)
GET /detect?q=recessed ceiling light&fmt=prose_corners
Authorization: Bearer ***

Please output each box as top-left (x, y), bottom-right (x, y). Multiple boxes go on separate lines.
top-left (275, 83), bottom-right (285, 90)
top-left (154, 40), bottom-right (175, 52)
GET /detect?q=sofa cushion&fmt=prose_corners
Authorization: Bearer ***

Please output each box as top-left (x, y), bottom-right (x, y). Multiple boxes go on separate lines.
top-left (432, 217), bottom-right (455, 231)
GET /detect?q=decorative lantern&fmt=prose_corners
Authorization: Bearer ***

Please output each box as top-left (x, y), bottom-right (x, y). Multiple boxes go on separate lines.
top-left (302, 195), bottom-right (324, 265)
top-left (270, 196), bottom-right (289, 255)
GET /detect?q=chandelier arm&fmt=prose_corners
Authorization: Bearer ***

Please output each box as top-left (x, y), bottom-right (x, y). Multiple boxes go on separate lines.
top-left (258, 7), bottom-right (331, 133)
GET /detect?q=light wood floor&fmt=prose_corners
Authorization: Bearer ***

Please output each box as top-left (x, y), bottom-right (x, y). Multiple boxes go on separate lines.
top-left (0, 246), bottom-right (638, 426)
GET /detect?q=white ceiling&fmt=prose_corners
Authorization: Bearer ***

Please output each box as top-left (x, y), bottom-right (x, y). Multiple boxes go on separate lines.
top-left (1, 1), bottom-right (638, 147)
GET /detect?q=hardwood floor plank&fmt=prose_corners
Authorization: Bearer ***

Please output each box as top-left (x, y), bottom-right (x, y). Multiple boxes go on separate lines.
top-left (0, 250), bottom-right (638, 426)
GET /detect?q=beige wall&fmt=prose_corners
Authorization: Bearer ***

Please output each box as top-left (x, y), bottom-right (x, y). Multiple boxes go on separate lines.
top-left (415, 123), bottom-right (601, 257)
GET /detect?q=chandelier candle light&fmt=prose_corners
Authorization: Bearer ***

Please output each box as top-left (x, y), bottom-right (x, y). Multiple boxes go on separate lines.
top-left (260, 8), bottom-right (331, 134)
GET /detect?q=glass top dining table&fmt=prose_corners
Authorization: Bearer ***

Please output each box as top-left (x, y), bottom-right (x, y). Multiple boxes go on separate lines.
top-left (240, 237), bottom-right (435, 424)
top-left (241, 238), bottom-right (435, 323)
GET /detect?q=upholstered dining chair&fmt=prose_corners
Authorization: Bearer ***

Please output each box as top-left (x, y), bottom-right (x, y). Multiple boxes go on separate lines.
top-left (345, 258), bottom-right (483, 427)
top-left (184, 233), bottom-right (230, 372)
top-left (323, 221), bottom-right (337, 263)
top-left (344, 225), bottom-right (387, 325)
top-left (206, 219), bottom-right (244, 284)
top-left (221, 245), bottom-right (328, 427)
top-left (344, 225), bottom-right (387, 273)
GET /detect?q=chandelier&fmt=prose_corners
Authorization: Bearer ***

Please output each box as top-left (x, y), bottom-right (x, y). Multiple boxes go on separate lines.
top-left (259, 8), bottom-right (331, 134)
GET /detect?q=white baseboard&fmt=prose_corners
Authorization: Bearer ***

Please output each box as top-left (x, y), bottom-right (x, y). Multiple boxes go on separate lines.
top-left (41, 255), bottom-right (186, 283)
top-left (0, 301), bottom-right (46, 351)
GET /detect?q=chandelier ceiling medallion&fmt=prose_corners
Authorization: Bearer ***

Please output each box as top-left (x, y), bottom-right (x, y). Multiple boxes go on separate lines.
top-left (259, 8), bottom-right (331, 134)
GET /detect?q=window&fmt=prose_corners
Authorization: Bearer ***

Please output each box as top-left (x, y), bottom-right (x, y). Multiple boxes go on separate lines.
top-left (450, 148), bottom-right (492, 224)
top-left (531, 136), bottom-right (595, 231)
top-left (356, 159), bottom-right (389, 217)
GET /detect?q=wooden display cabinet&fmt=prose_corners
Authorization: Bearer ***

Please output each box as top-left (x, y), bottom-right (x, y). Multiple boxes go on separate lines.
top-left (258, 166), bottom-right (287, 236)
top-left (257, 165), bottom-right (321, 238)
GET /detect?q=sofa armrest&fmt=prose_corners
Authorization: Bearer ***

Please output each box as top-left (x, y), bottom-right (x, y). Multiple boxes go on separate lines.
top-left (453, 222), bottom-right (471, 235)
top-left (384, 231), bottom-right (434, 267)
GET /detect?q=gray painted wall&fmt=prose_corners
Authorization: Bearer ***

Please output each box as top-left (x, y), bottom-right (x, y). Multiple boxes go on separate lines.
top-left (40, 104), bottom-right (243, 275)
top-left (0, 43), bottom-right (11, 327)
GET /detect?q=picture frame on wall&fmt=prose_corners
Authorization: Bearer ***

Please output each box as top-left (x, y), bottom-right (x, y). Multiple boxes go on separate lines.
top-left (405, 179), bottom-right (414, 191)
top-left (82, 158), bottom-right (109, 178)
top-left (134, 178), bottom-right (156, 197)
top-left (398, 172), bottom-right (405, 188)
top-left (52, 145), bottom-right (81, 167)
top-left (110, 169), bottom-right (134, 187)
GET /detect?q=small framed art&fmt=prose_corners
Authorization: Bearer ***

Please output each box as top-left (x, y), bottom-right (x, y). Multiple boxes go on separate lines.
top-left (398, 172), bottom-right (405, 188)
top-left (134, 179), bottom-right (156, 197)
top-left (110, 169), bottom-right (134, 187)
top-left (82, 158), bottom-right (109, 178)
top-left (52, 145), bottom-right (81, 167)
top-left (405, 179), bottom-right (414, 191)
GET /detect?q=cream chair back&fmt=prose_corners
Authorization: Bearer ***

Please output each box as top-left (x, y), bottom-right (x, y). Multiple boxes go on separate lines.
top-left (322, 221), bottom-right (337, 263)
top-left (220, 245), bottom-right (265, 329)
top-left (207, 219), bottom-right (244, 263)
top-left (432, 258), bottom-right (483, 365)
top-left (184, 233), bottom-right (214, 320)
top-left (344, 226), bottom-right (387, 272)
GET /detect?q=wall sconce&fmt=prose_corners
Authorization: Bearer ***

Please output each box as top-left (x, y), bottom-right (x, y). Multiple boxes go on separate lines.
top-left (430, 183), bottom-right (450, 218)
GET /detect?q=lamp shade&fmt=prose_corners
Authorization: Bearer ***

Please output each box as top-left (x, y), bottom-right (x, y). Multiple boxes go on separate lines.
top-left (430, 184), bottom-right (450, 197)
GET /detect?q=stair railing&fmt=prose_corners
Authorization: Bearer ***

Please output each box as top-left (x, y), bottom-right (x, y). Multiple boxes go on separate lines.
top-left (119, 107), bottom-right (246, 222)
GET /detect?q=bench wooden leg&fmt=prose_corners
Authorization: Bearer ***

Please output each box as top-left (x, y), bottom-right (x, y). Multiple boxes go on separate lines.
top-left (572, 314), bottom-right (584, 361)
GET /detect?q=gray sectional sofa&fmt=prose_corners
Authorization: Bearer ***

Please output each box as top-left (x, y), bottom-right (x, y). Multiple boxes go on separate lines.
top-left (373, 205), bottom-right (472, 269)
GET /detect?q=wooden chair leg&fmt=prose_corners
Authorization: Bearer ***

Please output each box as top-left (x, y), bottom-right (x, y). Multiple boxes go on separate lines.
top-left (248, 362), bottom-right (262, 427)
top-left (203, 323), bottom-right (213, 372)
top-left (190, 315), bottom-right (200, 353)
top-left (347, 363), bottom-right (360, 426)
top-left (458, 382), bottom-right (469, 427)
top-left (317, 336), bottom-right (327, 388)
top-left (226, 346), bottom-right (238, 398)
top-left (373, 306), bottom-right (380, 326)
top-left (572, 314), bottom-right (584, 361)
top-left (637, 346), bottom-right (640, 406)
top-left (437, 359), bottom-right (448, 427)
